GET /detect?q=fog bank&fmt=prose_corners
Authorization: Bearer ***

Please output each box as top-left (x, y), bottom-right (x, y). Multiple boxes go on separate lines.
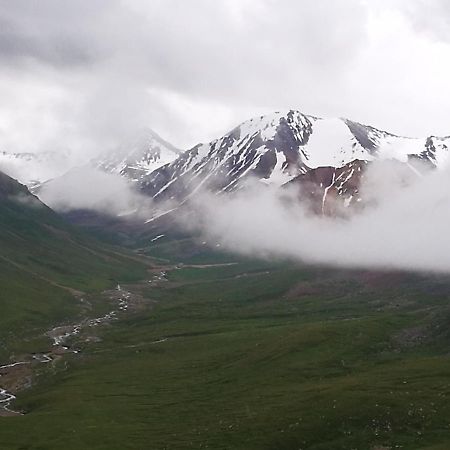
top-left (188, 162), bottom-right (450, 273)
top-left (38, 167), bottom-right (153, 217)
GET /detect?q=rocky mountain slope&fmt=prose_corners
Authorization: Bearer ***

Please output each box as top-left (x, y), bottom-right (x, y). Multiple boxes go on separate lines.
top-left (139, 110), bottom-right (449, 215)
top-left (4, 110), bottom-right (449, 225)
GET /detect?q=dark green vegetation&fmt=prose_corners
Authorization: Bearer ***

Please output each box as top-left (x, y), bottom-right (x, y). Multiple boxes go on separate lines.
top-left (3, 235), bottom-right (450, 449)
top-left (0, 172), bottom-right (147, 360)
top-left (3, 174), bottom-right (450, 449)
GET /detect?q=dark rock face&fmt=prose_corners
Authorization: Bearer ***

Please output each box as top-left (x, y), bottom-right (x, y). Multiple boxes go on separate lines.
top-left (286, 160), bottom-right (368, 215)
top-left (344, 120), bottom-right (379, 152)
top-left (0, 171), bottom-right (30, 198)
top-left (140, 111), bottom-right (317, 203)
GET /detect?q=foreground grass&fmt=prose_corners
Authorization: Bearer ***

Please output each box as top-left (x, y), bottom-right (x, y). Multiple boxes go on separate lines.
top-left (2, 258), bottom-right (450, 449)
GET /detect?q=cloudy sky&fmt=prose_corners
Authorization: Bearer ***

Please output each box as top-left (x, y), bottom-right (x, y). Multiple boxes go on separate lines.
top-left (1, 0), bottom-right (450, 155)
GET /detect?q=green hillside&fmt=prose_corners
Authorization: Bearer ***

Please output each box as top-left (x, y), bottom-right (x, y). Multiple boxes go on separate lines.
top-left (4, 171), bottom-right (450, 449)
top-left (0, 171), bottom-right (147, 356)
top-left (2, 253), bottom-right (450, 449)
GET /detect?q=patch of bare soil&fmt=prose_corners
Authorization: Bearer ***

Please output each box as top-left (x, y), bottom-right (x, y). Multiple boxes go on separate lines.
top-left (391, 325), bottom-right (428, 349)
top-left (285, 282), bottom-right (323, 299)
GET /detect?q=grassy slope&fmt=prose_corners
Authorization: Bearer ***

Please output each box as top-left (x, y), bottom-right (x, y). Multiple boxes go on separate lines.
top-left (2, 179), bottom-right (450, 450)
top-left (0, 173), bottom-right (147, 359)
top-left (2, 253), bottom-right (450, 449)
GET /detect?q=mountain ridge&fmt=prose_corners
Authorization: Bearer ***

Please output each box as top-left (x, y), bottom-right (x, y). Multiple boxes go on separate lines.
top-left (0, 128), bottom-right (181, 188)
top-left (3, 109), bottom-right (449, 224)
top-left (139, 109), bottom-right (449, 214)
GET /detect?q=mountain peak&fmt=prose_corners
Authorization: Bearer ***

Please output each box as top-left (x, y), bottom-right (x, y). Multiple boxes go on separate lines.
top-left (91, 128), bottom-right (181, 183)
top-left (123, 127), bottom-right (181, 156)
top-left (140, 109), bottom-right (450, 212)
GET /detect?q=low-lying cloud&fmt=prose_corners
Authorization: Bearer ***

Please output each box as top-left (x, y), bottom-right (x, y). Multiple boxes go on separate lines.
top-left (38, 167), bottom-right (153, 217)
top-left (187, 161), bottom-right (450, 273)
top-left (38, 158), bottom-right (450, 274)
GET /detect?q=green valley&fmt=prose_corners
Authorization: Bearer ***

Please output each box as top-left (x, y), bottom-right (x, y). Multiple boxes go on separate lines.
top-left (2, 229), bottom-right (450, 449)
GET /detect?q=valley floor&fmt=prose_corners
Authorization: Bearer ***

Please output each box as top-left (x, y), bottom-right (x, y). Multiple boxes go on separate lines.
top-left (2, 251), bottom-right (450, 449)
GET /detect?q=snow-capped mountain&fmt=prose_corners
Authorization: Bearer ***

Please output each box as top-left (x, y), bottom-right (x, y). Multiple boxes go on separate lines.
top-left (34, 128), bottom-right (181, 219)
top-left (8, 110), bottom-right (450, 224)
top-left (91, 128), bottom-right (181, 183)
top-left (140, 110), bottom-right (450, 212)
top-left (0, 128), bottom-right (180, 192)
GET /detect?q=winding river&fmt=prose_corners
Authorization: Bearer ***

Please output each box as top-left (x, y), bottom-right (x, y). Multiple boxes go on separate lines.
top-left (0, 285), bottom-right (133, 416)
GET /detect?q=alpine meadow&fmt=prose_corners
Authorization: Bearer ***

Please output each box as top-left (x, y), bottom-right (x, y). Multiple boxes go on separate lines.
top-left (2, 1), bottom-right (450, 449)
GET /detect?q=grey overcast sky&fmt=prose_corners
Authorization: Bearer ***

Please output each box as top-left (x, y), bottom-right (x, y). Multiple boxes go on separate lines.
top-left (0, 0), bottom-right (450, 154)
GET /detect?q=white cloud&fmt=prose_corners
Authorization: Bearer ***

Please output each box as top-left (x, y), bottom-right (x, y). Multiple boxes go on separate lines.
top-left (188, 162), bottom-right (450, 273)
top-left (38, 167), bottom-right (150, 215)
top-left (0, 0), bottom-right (449, 155)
